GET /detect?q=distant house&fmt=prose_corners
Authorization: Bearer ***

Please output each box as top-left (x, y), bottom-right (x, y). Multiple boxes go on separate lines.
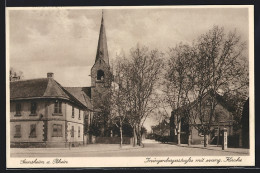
top-left (10, 73), bottom-right (93, 148)
top-left (170, 91), bottom-right (234, 145)
top-left (151, 119), bottom-right (170, 136)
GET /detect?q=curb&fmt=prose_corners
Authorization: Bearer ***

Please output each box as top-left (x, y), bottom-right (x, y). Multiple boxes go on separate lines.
top-left (11, 146), bottom-right (143, 154)
top-left (176, 144), bottom-right (249, 155)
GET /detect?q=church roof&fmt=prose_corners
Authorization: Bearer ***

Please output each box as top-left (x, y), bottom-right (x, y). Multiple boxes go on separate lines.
top-left (95, 12), bottom-right (109, 65)
top-left (10, 78), bottom-right (90, 110)
top-left (64, 87), bottom-right (93, 110)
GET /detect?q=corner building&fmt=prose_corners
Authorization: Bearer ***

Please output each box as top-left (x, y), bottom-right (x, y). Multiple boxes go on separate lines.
top-left (10, 73), bottom-right (91, 147)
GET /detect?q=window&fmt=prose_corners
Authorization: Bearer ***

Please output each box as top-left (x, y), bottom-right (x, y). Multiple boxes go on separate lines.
top-left (54, 101), bottom-right (62, 114)
top-left (29, 124), bottom-right (36, 138)
top-left (79, 110), bottom-right (81, 119)
top-left (52, 124), bottom-right (62, 137)
top-left (15, 103), bottom-right (21, 115)
top-left (31, 102), bottom-right (37, 115)
top-left (78, 126), bottom-right (80, 138)
top-left (72, 106), bottom-right (74, 118)
top-left (71, 126), bottom-right (74, 137)
top-left (14, 125), bottom-right (21, 138)
top-left (97, 70), bottom-right (104, 80)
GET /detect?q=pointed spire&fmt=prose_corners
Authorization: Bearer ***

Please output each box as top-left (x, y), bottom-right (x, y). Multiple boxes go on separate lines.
top-left (95, 10), bottom-right (109, 65)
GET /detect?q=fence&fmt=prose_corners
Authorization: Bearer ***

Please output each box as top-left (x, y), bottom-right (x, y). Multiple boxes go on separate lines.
top-left (94, 137), bottom-right (133, 144)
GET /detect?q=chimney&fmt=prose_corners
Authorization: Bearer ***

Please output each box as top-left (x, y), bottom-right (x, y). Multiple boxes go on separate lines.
top-left (47, 72), bottom-right (54, 78)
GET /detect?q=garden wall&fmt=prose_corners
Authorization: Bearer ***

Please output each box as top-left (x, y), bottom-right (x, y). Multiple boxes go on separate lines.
top-left (94, 137), bottom-right (133, 144)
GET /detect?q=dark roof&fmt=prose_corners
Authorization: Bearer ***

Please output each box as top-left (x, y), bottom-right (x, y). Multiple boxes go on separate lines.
top-left (95, 14), bottom-right (109, 64)
top-left (10, 78), bottom-right (49, 99)
top-left (172, 90), bottom-right (235, 114)
top-left (10, 78), bottom-right (69, 99)
top-left (64, 87), bottom-right (93, 110)
top-left (215, 93), bottom-right (236, 112)
top-left (10, 78), bottom-right (89, 109)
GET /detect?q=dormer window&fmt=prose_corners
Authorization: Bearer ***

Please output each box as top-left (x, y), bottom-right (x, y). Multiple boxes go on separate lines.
top-left (97, 70), bottom-right (104, 80)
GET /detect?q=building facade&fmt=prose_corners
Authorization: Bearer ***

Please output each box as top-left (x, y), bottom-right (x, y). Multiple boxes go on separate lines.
top-left (170, 92), bottom-right (234, 145)
top-left (10, 74), bottom-right (92, 147)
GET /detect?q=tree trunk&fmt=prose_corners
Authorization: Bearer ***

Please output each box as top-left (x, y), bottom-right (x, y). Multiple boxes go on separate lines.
top-left (177, 131), bottom-right (181, 145)
top-left (120, 125), bottom-right (123, 148)
top-left (136, 131), bottom-right (140, 146)
top-left (136, 125), bottom-right (142, 146)
top-left (188, 127), bottom-right (192, 146)
top-left (188, 134), bottom-right (191, 146)
top-left (204, 134), bottom-right (208, 147)
top-left (177, 122), bottom-right (181, 145)
top-left (133, 126), bottom-right (136, 147)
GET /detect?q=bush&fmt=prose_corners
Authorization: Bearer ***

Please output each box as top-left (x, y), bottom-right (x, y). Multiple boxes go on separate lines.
top-left (154, 135), bottom-right (171, 143)
top-left (95, 137), bottom-right (131, 144)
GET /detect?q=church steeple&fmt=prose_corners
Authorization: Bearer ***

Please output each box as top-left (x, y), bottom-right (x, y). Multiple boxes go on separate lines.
top-left (90, 10), bottom-right (112, 136)
top-left (95, 10), bottom-right (109, 65)
top-left (91, 10), bottom-right (111, 88)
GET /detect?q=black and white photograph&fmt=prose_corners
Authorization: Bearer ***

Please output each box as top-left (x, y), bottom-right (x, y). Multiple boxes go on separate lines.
top-left (6, 6), bottom-right (254, 167)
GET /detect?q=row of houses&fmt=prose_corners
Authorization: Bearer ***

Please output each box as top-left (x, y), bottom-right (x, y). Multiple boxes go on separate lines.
top-left (152, 91), bottom-right (249, 148)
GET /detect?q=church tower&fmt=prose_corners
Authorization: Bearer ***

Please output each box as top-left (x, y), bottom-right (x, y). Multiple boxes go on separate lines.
top-left (90, 11), bottom-right (112, 136)
top-left (91, 11), bottom-right (111, 89)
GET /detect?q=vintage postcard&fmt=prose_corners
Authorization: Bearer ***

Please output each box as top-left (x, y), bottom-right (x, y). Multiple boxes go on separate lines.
top-left (6, 5), bottom-right (254, 168)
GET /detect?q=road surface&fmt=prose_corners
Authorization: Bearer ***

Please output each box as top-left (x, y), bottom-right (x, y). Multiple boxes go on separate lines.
top-left (10, 139), bottom-right (249, 157)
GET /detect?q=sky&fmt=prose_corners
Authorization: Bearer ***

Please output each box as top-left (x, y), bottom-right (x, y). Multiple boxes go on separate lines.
top-left (7, 7), bottom-right (250, 131)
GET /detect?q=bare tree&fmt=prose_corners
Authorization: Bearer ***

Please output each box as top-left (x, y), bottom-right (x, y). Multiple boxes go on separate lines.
top-left (186, 26), bottom-right (248, 147)
top-left (163, 43), bottom-right (194, 145)
top-left (115, 45), bottom-right (163, 146)
top-left (10, 67), bottom-right (24, 81)
top-left (109, 58), bottom-right (129, 148)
